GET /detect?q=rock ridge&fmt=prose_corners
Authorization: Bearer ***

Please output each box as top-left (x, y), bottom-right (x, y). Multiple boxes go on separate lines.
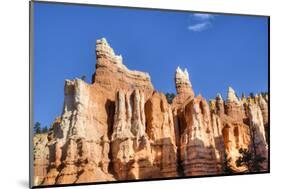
top-left (33, 38), bottom-right (269, 186)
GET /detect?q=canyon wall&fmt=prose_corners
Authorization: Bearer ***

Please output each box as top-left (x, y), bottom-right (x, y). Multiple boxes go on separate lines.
top-left (33, 38), bottom-right (269, 186)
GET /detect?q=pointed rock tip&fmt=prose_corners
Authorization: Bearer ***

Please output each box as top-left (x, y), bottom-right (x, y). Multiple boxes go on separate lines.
top-left (96, 37), bottom-right (108, 45)
top-left (227, 86), bottom-right (239, 103)
top-left (216, 93), bottom-right (223, 100)
top-left (228, 86), bottom-right (235, 93)
top-left (183, 68), bottom-right (189, 80)
top-left (176, 66), bottom-right (182, 73)
top-left (101, 37), bottom-right (107, 43)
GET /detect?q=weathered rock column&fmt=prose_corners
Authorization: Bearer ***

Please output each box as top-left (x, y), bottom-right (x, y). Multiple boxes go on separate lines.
top-left (111, 90), bottom-right (158, 180)
top-left (248, 103), bottom-right (268, 171)
top-left (145, 92), bottom-right (178, 177)
top-left (181, 97), bottom-right (218, 176)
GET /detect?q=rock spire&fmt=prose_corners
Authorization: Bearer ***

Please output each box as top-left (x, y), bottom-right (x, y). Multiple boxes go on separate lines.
top-left (33, 38), bottom-right (269, 186)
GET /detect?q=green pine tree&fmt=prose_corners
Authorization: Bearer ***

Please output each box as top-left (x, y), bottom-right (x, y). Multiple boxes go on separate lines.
top-left (165, 93), bottom-right (175, 104)
top-left (236, 148), bottom-right (266, 172)
top-left (34, 122), bottom-right (41, 134)
top-left (222, 153), bottom-right (234, 174)
top-left (249, 92), bottom-right (255, 98)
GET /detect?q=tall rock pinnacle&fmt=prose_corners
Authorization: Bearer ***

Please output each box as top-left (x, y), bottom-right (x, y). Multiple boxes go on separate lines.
top-left (215, 93), bottom-right (225, 115)
top-left (225, 86), bottom-right (244, 122)
top-left (93, 37), bottom-right (154, 100)
top-left (172, 66), bottom-right (195, 109)
top-left (96, 38), bottom-right (124, 68)
top-left (175, 66), bottom-right (192, 94)
top-left (227, 87), bottom-right (239, 104)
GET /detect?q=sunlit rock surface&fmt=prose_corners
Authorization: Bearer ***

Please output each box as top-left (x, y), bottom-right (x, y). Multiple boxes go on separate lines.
top-left (33, 38), bottom-right (269, 186)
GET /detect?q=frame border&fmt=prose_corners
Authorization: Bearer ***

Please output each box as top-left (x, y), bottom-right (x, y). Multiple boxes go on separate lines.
top-left (29, 1), bottom-right (34, 189)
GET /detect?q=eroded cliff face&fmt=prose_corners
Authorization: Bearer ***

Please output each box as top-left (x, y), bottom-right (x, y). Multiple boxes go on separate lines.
top-left (247, 103), bottom-right (268, 170)
top-left (93, 38), bottom-right (153, 100)
top-left (180, 96), bottom-right (220, 176)
top-left (257, 94), bottom-right (269, 142)
top-left (40, 38), bottom-right (154, 186)
top-left (145, 92), bottom-right (178, 177)
top-left (33, 38), bottom-right (269, 186)
top-left (33, 134), bottom-right (49, 186)
top-left (111, 90), bottom-right (158, 180)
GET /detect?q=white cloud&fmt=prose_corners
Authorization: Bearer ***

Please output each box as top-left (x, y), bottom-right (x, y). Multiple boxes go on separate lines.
top-left (188, 22), bottom-right (210, 32)
top-left (193, 13), bottom-right (214, 20)
top-left (187, 13), bottom-right (216, 32)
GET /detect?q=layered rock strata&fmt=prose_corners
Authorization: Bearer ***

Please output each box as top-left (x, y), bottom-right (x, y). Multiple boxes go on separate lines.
top-left (33, 38), bottom-right (269, 186)
top-left (179, 96), bottom-right (219, 176)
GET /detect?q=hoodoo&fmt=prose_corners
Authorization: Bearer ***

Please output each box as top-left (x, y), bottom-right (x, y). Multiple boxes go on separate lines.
top-left (33, 38), bottom-right (269, 186)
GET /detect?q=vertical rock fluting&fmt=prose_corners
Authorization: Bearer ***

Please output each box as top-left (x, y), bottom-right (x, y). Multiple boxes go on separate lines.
top-left (111, 90), bottom-right (158, 180)
top-left (257, 95), bottom-right (269, 142)
top-left (212, 87), bottom-right (251, 171)
top-left (145, 92), bottom-right (178, 177)
top-left (34, 37), bottom-right (269, 186)
top-left (247, 103), bottom-right (268, 170)
top-left (213, 87), bottom-right (269, 172)
top-left (40, 38), bottom-right (155, 185)
top-left (43, 80), bottom-right (114, 185)
top-left (221, 121), bottom-right (251, 171)
top-left (180, 96), bottom-right (220, 176)
top-left (172, 68), bottom-right (224, 176)
top-left (171, 67), bottom-right (196, 175)
top-left (210, 104), bottom-right (225, 173)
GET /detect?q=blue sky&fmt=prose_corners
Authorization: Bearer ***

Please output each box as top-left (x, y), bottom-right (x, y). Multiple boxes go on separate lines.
top-left (33, 2), bottom-right (268, 127)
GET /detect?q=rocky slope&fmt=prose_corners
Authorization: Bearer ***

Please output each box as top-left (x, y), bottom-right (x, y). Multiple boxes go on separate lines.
top-left (33, 38), bottom-right (269, 186)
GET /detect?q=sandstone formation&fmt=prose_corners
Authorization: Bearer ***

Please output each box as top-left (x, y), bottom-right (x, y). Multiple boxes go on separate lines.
top-left (33, 38), bottom-right (269, 186)
top-left (93, 38), bottom-right (153, 100)
top-left (247, 103), bottom-right (268, 170)
top-left (258, 94), bottom-right (269, 142)
top-left (179, 96), bottom-right (219, 176)
top-left (40, 38), bottom-right (154, 186)
top-left (111, 90), bottom-right (158, 180)
top-left (225, 87), bottom-right (244, 122)
top-left (33, 134), bottom-right (49, 186)
top-left (145, 92), bottom-right (178, 177)
top-left (173, 67), bottom-right (194, 107)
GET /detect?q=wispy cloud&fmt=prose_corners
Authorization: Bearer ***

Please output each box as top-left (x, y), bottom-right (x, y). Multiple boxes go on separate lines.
top-left (193, 13), bottom-right (214, 20)
top-left (188, 22), bottom-right (210, 32)
top-left (187, 13), bottom-right (216, 32)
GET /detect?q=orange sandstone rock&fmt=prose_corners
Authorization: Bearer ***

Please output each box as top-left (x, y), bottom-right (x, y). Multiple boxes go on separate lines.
top-left (33, 38), bottom-right (269, 186)
top-left (33, 133), bottom-right (49, 186)
top-left (145, 92), bottom-right (178, 177)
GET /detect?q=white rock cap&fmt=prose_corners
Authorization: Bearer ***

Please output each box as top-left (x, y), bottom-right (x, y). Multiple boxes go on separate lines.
top-left (176, 66), bottom-right (191, 86)
top-left (227, 86), bottom-right (239, 104)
